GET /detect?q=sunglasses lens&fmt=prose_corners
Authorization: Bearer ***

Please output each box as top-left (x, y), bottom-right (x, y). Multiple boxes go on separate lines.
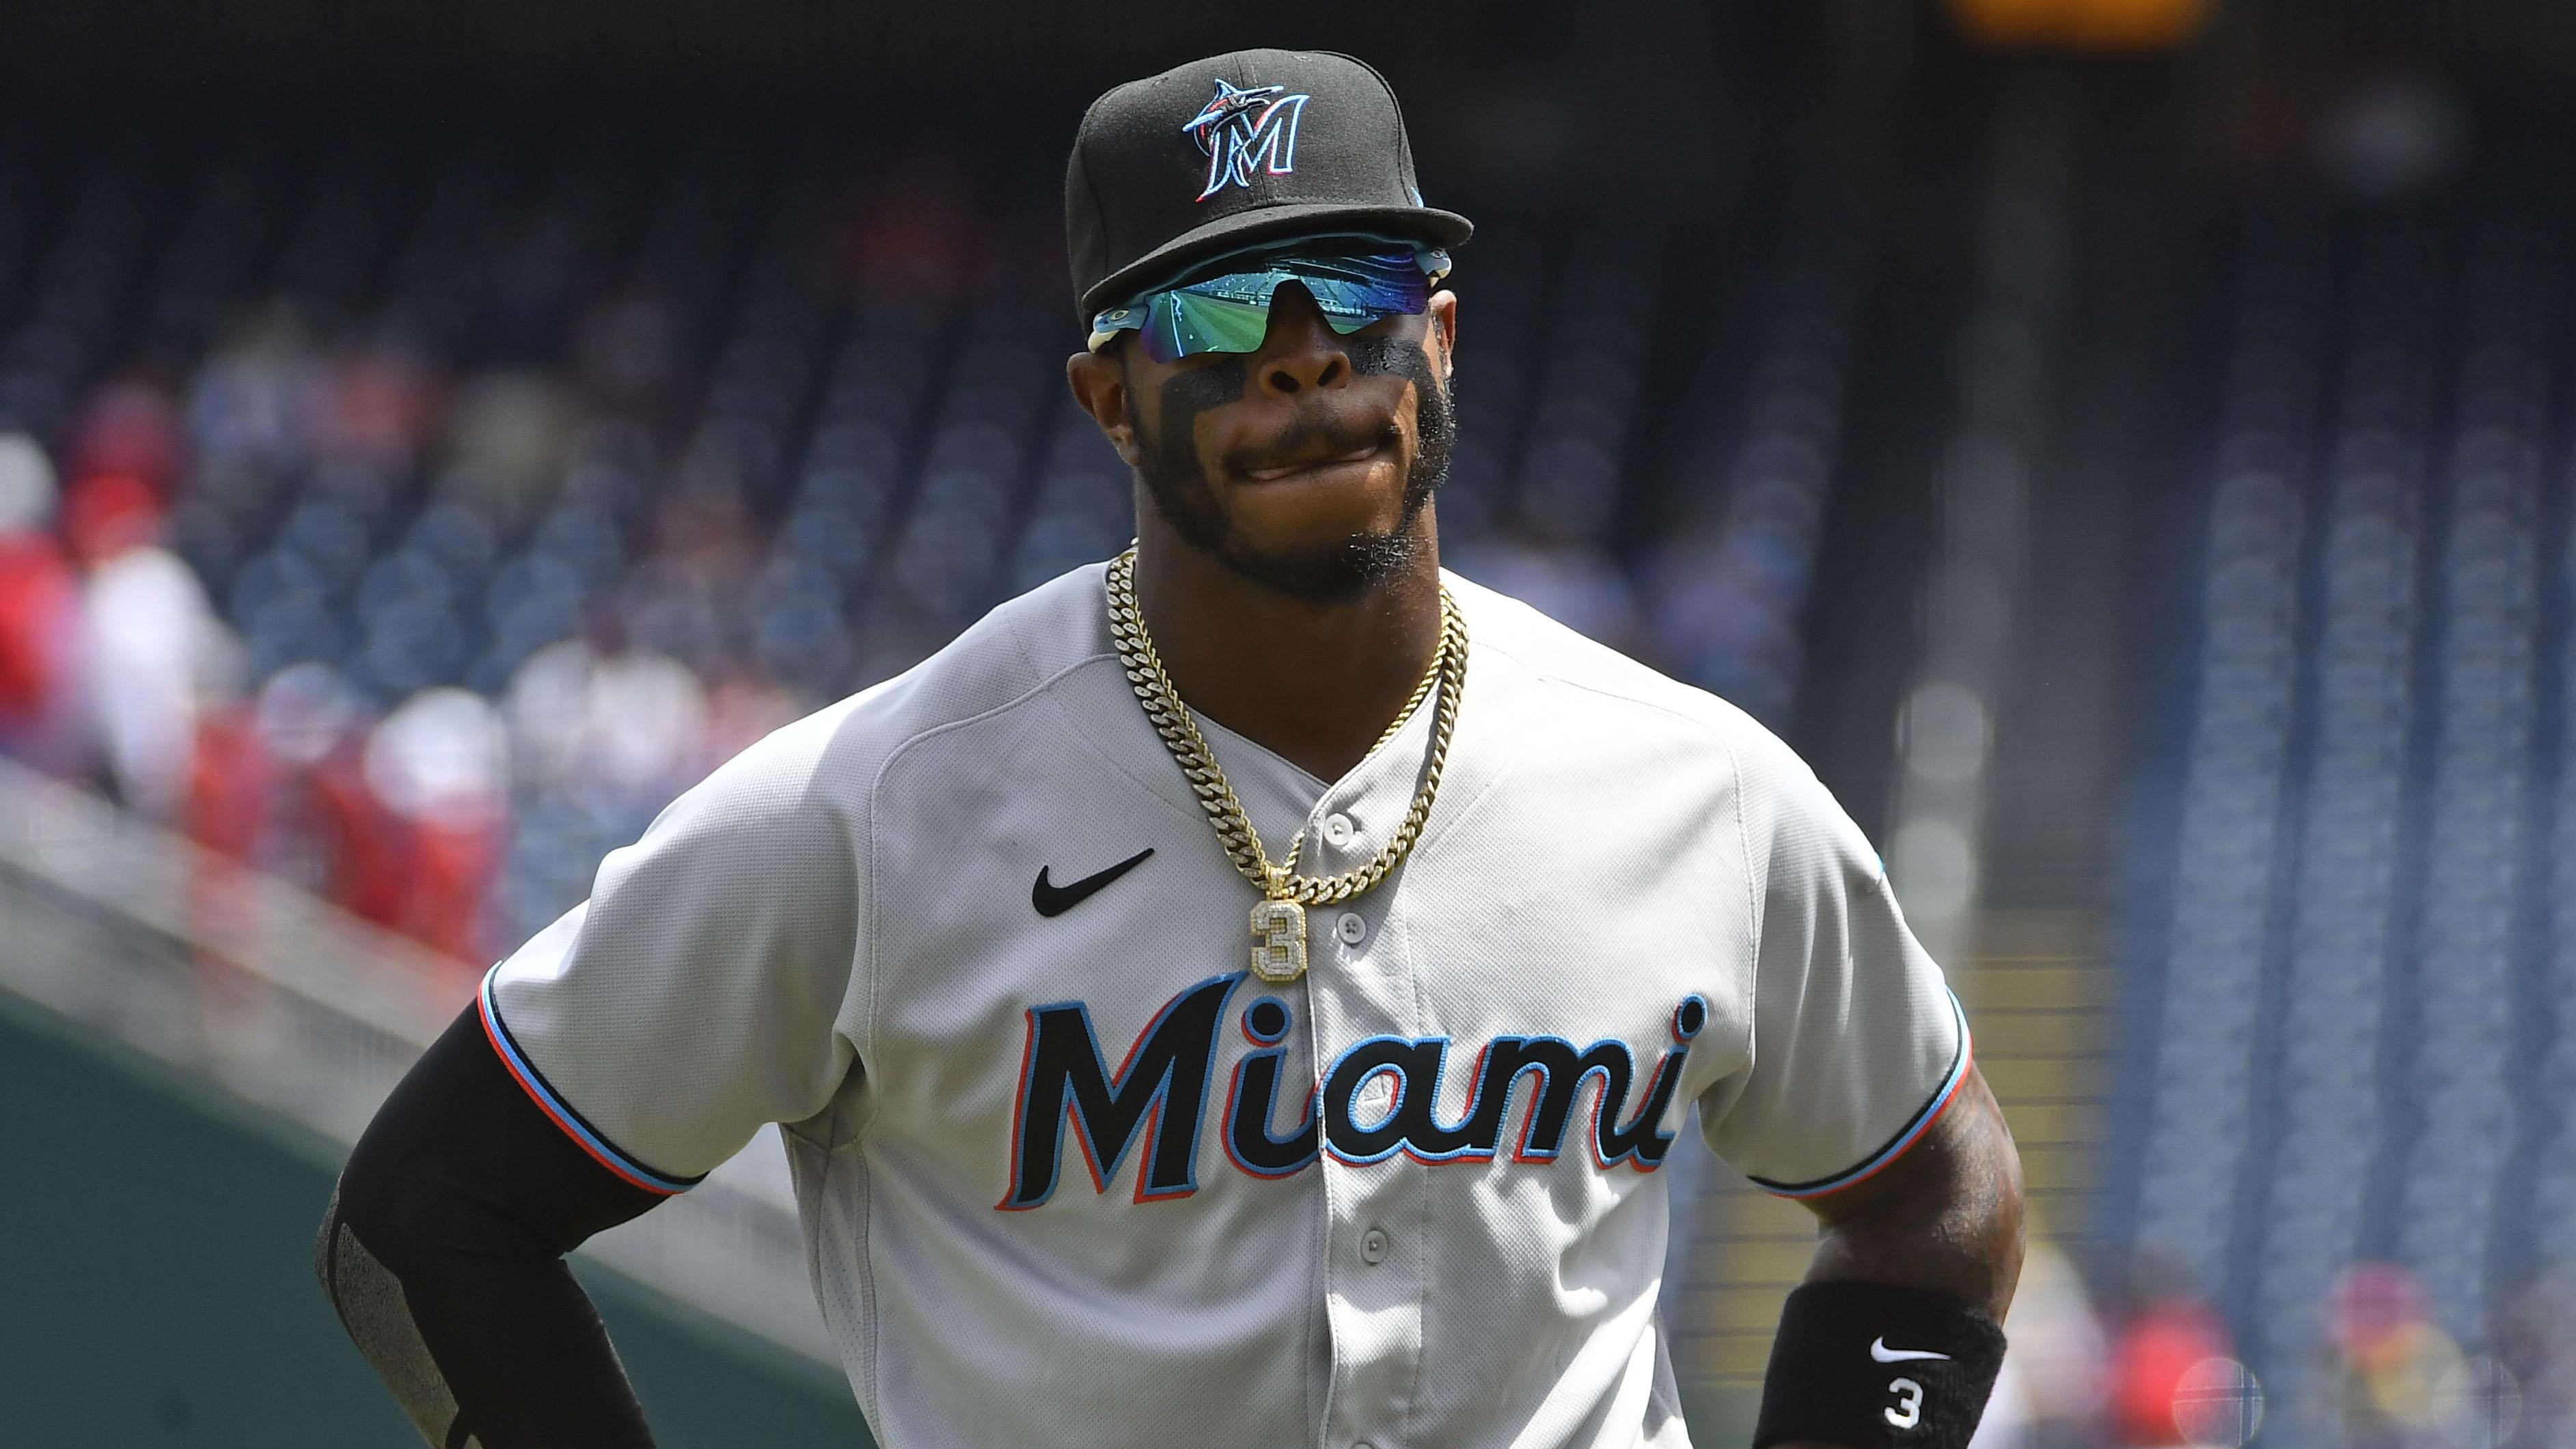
top-left (1136, 249), bottom-right (1431, 363)
top-left (1140, 290), bottom-right (1275, 363)
top-left (1282, 252), bottom-right (1433, 326)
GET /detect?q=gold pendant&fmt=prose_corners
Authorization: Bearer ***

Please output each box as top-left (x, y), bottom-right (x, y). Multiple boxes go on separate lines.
top-left (1250, 898), bottom-right (1308, 984)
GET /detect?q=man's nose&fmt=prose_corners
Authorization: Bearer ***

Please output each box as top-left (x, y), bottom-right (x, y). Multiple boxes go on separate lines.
top-left (1252, 283), bottom-right (1350, 397)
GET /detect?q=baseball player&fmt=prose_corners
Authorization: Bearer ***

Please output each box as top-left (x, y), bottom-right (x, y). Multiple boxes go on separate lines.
top-left (320, 49), bottom-right (2023, 1449)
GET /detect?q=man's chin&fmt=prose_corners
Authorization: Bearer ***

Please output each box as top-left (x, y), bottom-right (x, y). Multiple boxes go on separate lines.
top-left (1134, 445), bottom-right (1432, 604)
top-left (1207, 530), bottom-right (1423, 605)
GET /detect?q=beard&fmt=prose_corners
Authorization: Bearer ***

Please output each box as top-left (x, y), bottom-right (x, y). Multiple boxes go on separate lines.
top-left (1128, 336), bottom-right (1456, 604)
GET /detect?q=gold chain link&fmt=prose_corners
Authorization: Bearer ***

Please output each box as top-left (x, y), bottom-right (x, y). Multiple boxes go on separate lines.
top-left (1106, 546), bottom-right (1464, 907)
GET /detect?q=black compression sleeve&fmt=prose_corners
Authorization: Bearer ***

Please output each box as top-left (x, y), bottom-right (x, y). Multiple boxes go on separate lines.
top-left (318, 1003), bottom-right (667, 1448)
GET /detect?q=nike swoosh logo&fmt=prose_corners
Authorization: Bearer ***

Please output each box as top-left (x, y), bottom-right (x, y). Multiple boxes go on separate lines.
top-left (1870, 1338), bottom-right (1951, 1364)
top-left (1032, 848), bottom-right (1155, 918)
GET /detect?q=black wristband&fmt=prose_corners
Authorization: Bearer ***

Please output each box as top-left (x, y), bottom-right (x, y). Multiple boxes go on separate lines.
top-left (1753, 1281), bottom-right (2007, 1449)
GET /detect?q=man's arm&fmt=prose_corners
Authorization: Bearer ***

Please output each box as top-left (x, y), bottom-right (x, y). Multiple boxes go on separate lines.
top-left (1766, 1064), bottom-right (2025, 1449)
top-left (1709, 721), bottom-right (2025, 1447)
top-left (319, 709), bottom-right (863, 1445)
top-left (1800, 1063), bottom-right (2024, 1318)
top-left (317, 1005), bottom-right (668, 1448)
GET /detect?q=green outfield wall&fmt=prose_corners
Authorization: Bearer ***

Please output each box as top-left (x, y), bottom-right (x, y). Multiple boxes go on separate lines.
top-left (0, 1003), bottom-right (873, 1448)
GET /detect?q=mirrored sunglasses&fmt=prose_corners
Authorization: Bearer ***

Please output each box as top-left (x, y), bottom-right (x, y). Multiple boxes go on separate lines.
top-left (1091, 246), bottom-right (1447, 363)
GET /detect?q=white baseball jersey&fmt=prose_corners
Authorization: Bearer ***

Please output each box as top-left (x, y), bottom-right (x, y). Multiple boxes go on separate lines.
top-left (481, 560), bottom-right (1970, 1449)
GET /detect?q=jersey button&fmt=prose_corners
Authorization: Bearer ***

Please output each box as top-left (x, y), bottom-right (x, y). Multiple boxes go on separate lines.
top-left (1360, 1227), bottom-right (1390, 1264)
top-left (1335, 912), bottom-right (1368, 946)
top-left (1321, 812), bottom-right (1357, 848)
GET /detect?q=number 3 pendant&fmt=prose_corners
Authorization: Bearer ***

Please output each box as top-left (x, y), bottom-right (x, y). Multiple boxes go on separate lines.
top-left (1250, 899), bottom-right (1308, 984)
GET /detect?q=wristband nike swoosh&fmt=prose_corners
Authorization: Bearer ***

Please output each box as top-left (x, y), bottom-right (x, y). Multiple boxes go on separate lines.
top-left (1870, 1337), bottom-right (1953, 1363)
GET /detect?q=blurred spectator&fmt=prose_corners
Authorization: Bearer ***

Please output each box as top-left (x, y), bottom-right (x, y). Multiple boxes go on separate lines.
top-left (187, 306), bottom-right (327, 472)
top-left (644, 440), bottom-right (761, 601)
top-left (316, 331), bottom-right (440, 472)
top-left (72, 472), bottom-right (221, 819)
top-left (1986, 1244), bottom-right (2108, 1449)
top-left (179, 619), bottom-right (262, 977)
top-left (2328, 1261), bottom-right (2430, 1381)
top-left (2496, 1275), bottom-right (2576, 1449)
top-left (66, 379), bottom-right (183, 496)
top-left (243, 663), bottom-right (396, 918)
top-left (505, 612), bottom-right (707, 818)
top-left (364, 688), bottom-right (508, 966)
top-left (701, 662), bottom-right (810, 775)
top-left (184, 622), bottom-right (261, 863)
top-left (2105, 1284), bottom-right (2232, 1447)
top-left (2312, 1261), bottom-right (2527, 1447)
top-left (0, 433), bottom-right (86, 774)
top-left (186, 657), bottom-right (457, 960)
top-left (439, 369), bottom-right (579, 532)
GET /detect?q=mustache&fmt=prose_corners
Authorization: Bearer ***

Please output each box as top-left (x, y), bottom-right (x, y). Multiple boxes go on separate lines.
top-left (1218, 409), bottom-right (1403, 478)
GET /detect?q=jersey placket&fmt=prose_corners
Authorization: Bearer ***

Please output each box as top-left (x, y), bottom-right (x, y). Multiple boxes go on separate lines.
top-left (1297, 751), bottom-right (1434, 1449)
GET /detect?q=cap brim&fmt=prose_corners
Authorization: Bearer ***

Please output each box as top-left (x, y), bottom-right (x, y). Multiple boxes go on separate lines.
top-left (1079, 202), bottom-right (1473, 323)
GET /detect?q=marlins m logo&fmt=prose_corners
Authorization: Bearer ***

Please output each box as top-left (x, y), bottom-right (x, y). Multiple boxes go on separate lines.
top-left (1182, 79), bottom-right (1311, 202)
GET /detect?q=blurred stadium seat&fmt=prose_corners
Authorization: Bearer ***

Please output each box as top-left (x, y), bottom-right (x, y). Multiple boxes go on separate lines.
top-left (2113, 180), bottom-right (2576, 1444)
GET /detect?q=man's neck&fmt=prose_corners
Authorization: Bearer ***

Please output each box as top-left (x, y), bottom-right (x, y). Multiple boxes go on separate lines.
top-left (1128, 517), bottom-right (1445, 786)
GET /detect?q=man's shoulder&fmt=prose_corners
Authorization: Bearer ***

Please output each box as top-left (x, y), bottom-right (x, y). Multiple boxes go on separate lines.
top-left (1446, 569), bottom-right (1788, 763)
top-left (711, 562), bottom-right (1116, 814)
top-left (1444, 573), bottom-right (1856, 875)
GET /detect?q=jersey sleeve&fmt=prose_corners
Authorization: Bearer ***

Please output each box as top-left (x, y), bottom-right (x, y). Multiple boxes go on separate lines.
top-left (481, 711), bottom-right (864, 1192)
top-left (1696, 726), bottom-right (1970, 1197)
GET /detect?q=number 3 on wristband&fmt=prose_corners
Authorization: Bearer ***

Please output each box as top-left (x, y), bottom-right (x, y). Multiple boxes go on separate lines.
top-left (1753, 1282), bottom-right (2003, 1449)
top-left (1885, 1378), bottom-right (1923, 1430)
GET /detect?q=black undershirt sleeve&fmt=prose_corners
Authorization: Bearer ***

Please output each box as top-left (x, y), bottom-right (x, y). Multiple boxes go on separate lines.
top-left (317, 1003), bottom-right (668, 1448)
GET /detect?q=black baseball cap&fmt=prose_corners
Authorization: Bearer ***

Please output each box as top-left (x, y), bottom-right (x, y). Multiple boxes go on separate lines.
top-left (1065, 49), bottom-right (1473, 327)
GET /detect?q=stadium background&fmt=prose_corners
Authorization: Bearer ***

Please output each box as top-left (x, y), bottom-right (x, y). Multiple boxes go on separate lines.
top-left (4, 1), bottom-right (2575, 1444)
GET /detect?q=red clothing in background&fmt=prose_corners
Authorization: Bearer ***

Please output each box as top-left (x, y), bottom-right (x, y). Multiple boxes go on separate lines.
top-left (312, 744), bottom-right (409, 932)
top-left (400, 817), bottom-right (500, 969)
top-left (187, 704), bottom-right (271, 863)
top-left (2109, 1300), bottom-right (2232, 1446)
top-left (0, 532), bottom-right (80, 744)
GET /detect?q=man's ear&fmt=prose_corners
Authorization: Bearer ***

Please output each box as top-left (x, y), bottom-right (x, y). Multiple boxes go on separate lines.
top-left (1066, 347), bottom-right (1140, 465)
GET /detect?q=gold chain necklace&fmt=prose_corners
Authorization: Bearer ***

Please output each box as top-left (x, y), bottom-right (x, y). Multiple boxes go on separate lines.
top-left (1106, 546), bottom-right (1466, 984)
